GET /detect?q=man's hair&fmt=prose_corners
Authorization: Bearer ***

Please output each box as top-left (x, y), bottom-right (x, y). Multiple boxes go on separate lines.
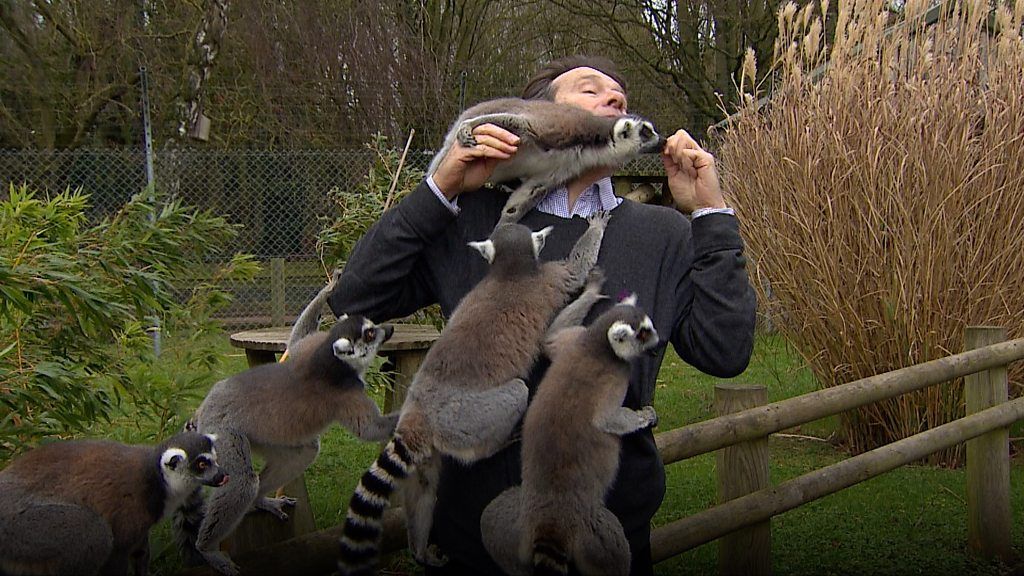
top-left (521, 55), bottom-right (627, 101)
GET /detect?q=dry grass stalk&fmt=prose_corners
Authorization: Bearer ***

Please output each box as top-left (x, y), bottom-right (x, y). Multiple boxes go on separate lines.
top-left (715, 0), bottom-right (1024, 464)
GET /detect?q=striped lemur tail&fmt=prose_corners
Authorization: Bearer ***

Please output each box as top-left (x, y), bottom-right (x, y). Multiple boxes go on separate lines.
top-left (336, 435), bottom-right (415, 576)
top-left (533, 533), bottom-right (571, 576)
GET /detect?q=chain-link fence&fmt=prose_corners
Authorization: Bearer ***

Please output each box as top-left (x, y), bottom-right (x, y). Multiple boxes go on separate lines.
top-left (0, 148), bottom-right (664, 328)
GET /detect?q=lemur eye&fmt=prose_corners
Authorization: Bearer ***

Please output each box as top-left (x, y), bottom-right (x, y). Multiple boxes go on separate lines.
top-left (196, 458), bottom-right (209, 471)
top-left (364, 328), bottom-right (376, 341)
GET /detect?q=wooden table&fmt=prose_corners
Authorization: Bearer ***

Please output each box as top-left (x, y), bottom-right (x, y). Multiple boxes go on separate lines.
top-left (225, 323), bottom-right (440, 555)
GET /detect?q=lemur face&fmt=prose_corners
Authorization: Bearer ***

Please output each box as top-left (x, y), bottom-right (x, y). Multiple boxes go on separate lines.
top-left (606, 304), bottom-right (660, 361)
top-left (612, 117), bottom-right (666, 154)
top-left (161, 432), bottom-right (229, 495)
top-left (331, 316), bottom-right (394, 375)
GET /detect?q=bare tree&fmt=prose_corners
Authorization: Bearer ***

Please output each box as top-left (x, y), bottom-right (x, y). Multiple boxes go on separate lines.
top-left (177, 0), bottom-right (229, 141)
top-left (0, 0), bottom-right (143, 148)
top-left (544, 0), bottom-right (822, 135)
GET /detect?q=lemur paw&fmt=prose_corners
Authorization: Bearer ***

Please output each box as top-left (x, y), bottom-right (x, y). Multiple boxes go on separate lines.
top-left (329, 268), bottom-right (343, 287)
top-left (255, 495), bottom-right (297, 521)
top-left (456, 123), bottom-right (478, 148)
top-left (587, 210), bottom-right (612, 230)
top-left (639, 405), bottom-right (659, 429)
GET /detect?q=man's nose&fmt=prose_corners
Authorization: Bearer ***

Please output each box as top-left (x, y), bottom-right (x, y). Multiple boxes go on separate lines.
top-left (605, 92), bottom-right (626, 111)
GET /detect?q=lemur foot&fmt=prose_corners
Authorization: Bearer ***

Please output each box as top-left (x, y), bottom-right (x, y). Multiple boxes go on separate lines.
top-left (254, 495), bottom-right (297, 520)
top-left (201, 550), bottom-right (240, 576)
top-left (417, 544), bottom-right (449, 567)
top-left (583, 268), bottom-right (607, 293)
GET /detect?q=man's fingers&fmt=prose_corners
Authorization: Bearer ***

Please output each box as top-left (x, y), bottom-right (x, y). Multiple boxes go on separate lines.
top-left (665, 128), bottom-right (703, 152)
top-left (472, 123), bottom-right (521, 146)
top-left (468, 133), bottom-right (518, 157)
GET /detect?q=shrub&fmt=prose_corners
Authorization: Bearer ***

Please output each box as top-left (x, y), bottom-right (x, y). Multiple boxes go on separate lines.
top-left (0, 184), bottom-right (257, 459)
top-left (715, 0), bottom-right (1024, 463)
top-left (316, 133), bottom-right (443, 331)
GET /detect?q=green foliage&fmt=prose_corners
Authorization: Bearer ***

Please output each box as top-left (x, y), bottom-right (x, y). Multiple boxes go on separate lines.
top-left (0, 184), bottom-right (258, 459)
top-left (316, 133), bottom-right (424, 267)
top-left (316, 134), bottom-right (444, 329)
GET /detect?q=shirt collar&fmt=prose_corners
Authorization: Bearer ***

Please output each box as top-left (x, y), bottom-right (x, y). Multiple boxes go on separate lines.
top-left (535, 176), bottom-right (622, 218)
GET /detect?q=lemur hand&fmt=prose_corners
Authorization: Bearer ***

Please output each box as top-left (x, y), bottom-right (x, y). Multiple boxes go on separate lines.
top-left (432, 123), bottom-right (520, 200)
top-left (661, 129), bottom-right (726, 214)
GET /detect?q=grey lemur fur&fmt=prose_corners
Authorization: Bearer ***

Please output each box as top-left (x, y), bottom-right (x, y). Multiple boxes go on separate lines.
top-left (427, 97), bottom-right (665, 226)
top-left (0, 431), bottom-right (225, 576)
top-left (481, 295), bottom-right (660, 576)
top-left (175, 284), bottom-right (398, 576)
top-left (286, 268), bottom-right (343, 353)
top-left (336, 214), bottom-right (610, 576)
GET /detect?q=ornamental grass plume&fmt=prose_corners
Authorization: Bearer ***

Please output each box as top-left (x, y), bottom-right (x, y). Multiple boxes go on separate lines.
top-left (715, 0), bottom-right (1024, 464)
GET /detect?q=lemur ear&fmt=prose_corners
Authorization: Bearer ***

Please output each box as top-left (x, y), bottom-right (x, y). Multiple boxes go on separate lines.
top-left (608, 322), bottom-right (634, 342)
top-left (619, 292), bottom-right (638, 307)
top-left (333, 338), bottom-right (354, 355)
top-left (531, 226), bottom-right (554, 256)
top-left (468, 240), bottom-right (495, 263)
top-left (162, 448), bottom-right (187, 471)
top-left (613, 117), bottom-right (635, 141)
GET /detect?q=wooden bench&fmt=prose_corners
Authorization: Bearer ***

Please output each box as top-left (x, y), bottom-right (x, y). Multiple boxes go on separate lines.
top-left (224, 323), bottom-right (440, 554)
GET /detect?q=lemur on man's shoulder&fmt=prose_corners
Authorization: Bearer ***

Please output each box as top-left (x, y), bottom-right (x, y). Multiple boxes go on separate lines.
top-left (428, 97), bottom-right (665, 226)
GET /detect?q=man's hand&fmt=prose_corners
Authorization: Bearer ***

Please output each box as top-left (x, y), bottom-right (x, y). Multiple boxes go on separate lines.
top-left (431, 124), bottom-right (520, 200)
top-left (661, 129), bottom-right (727, 214)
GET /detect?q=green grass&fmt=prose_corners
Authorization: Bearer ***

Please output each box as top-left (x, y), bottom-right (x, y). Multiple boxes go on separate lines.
top-left (69, 330), bottom-right (1024, 575)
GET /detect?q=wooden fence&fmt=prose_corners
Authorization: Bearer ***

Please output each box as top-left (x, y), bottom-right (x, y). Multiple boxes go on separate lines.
top-left (651, 326), bottom-right (1023, 573)
top-left (182, 326), bottom-right (1024, 576)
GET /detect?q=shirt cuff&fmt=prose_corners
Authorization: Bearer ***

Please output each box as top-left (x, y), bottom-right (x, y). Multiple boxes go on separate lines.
top-left (426, 175), bottom-right (460, 215)
top-left (691, 207), bottom-right (735, 219)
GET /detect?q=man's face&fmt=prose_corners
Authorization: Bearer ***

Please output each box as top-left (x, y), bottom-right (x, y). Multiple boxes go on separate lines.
top-left (550, 66), bottom-right (628, 118)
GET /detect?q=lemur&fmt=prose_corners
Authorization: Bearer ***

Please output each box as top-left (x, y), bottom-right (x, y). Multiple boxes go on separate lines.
top-left (480, 295), bottom-right (660, 576)
top-left (336, 215), bottom-right (610, 576)
top-left (0, 431), bottom-right (225, 576)
top-left (176, 302), bottom-right (398, 576)
top-left (427, 97), bottom-right (666, 226)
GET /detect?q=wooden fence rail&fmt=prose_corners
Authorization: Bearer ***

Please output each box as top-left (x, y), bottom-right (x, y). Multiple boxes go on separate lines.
top-left (651, 326), bottom-right (1023, 572)
top-left (650, 394), bottom-right (1024, 562)
top-left (655, 336), bottom-right (1024, 464)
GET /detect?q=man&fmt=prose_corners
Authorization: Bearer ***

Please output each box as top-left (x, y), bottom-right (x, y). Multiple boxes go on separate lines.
top-left (328, 55), bottom-right (757, 575)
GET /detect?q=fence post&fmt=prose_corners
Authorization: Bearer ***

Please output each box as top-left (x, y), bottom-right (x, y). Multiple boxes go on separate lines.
top-left (270, 257), bottom-right (285, 326)
top-left (715, 383), bottom-right (771, 576)
top-left (964, 326), bottom-right (1013, 562)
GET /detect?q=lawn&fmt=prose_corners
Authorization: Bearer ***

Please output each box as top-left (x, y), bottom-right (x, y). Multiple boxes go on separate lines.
top-left (98, 330), bottom-right (1024, 575)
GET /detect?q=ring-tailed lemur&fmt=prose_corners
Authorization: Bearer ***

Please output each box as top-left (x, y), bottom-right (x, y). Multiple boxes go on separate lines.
top-left (176, 304), bottom-right (398, 576)
top-left (0, 431), bottom-right (225, 576)
top-left (336, 214), bottom-right (610, 576)
top-left (427, 97), bottom-right (666, 226)
top-left (480, 295), bottom-right (660, 576)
